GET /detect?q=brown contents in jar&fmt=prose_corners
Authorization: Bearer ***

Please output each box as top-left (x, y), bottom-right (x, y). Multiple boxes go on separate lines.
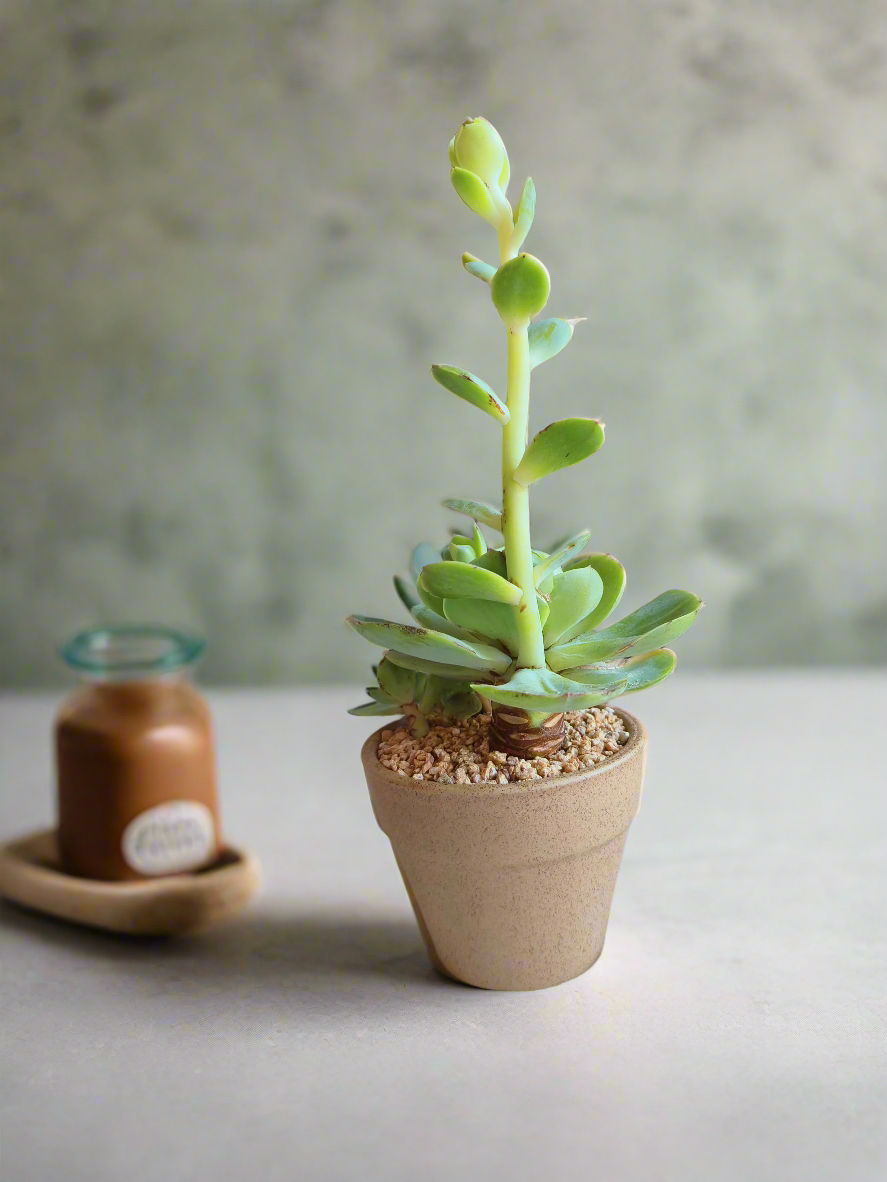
top-left (55, 679), bottom-right (220, 882)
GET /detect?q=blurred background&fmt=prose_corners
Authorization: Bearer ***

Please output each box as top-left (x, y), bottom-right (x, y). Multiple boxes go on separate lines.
top-left (1, 0), bottom-right (885, 686)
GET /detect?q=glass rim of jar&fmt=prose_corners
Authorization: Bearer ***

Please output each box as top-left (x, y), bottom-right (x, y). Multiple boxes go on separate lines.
top-left (58, 624), bottom-right (206, 678)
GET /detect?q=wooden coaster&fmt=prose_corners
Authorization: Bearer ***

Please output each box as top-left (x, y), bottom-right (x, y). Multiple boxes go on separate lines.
top-left (0, 829), bottom-right (260, 936)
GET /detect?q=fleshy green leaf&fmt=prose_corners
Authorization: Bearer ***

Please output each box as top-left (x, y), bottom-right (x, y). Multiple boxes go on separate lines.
top-left (439, 686), bottom-right (484, 720)
top-left (448, 535), bottom-right (476, 563)
top-left (491, 252), bottom-right (550, 323)
top-left (565, 648), bottom-right (677, 694)
top-left (528, 317), bottom-right (585, 369)
top-left (376, 657), bottom-right (417, 704)
top-left (514, 418), bottom-right (604, 486)
top-left (532, 531), bottom-right (591, 587)
top-left (348, 700), bottom-right (404, 717)
top-left (473, 668), bottom-right (627, 712)
top-left (559, 553), bottom-right (626, 639)
top-left (430, 365), bottom-right (509, 425)
top-left (346, 614), bottom-right (511, 672)
top-left (462, 252), bottom-right (497, 284)
top-left (410, 542), bottom-right (441, 583)
top-left (387, 650), bottom-right (496, 681)
top-left (471, 548), bottom-right (508, 578)
top-left (536, 592), bottom-right (550, 629)
top-left (471, 522), bottom-right (487, 558)
top-left (443, 598), bottom-right (520, 655)
top-left (415, 576), bottom-right (445, 617)
top-left (420, 561), bottom-right (520, 606)
top-left (546, 590), bottom-right (703, 671)
top-left (393, 575), bottom-right (419, 612)
top-left (510, 177), bottom-right (535, 253)
top-left (411, 603), bottom-right (480, 643)
top-left (528, 551), bottom-right (554, 596)
top-left (450, 166), bottom-right (498, 222)
top-left (442, 498), bottom-right (503, 532)
top-left (542, 567), bottom-right (605, 647)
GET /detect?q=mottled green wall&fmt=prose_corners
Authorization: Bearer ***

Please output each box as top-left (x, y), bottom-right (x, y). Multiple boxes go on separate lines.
top-left (1, 0), bottom-right (884, 685)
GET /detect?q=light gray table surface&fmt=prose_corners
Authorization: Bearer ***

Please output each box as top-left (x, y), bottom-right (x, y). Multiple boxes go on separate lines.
top-left (1, 674), bottom-right (885, 1182)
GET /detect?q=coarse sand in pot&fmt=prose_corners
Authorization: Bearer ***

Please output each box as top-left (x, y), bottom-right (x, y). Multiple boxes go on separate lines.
top-left (376, 706), bottom-right (631, 785)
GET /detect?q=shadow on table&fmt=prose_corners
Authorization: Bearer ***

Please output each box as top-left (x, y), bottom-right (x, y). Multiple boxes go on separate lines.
top-left (0, 899), bottom-right (462, 1000)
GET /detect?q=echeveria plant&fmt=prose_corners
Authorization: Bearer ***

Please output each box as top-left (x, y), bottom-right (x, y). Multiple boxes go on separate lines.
top-left (347, 117), bottom-right (702, 757)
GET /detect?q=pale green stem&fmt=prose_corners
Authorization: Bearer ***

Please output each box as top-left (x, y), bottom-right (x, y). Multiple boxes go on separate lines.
top-left (493, 201), bottom-right (545, 671)
top-left (502, 322), bottom-right (545, 669)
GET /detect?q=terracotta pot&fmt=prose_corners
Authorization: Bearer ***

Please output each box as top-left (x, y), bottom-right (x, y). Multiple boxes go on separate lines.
top-left (362, 707), bottom-right (647, 991)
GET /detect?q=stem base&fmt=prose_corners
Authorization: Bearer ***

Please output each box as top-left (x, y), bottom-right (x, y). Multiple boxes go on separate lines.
top-left (489, 706), bottom-right (565, 758)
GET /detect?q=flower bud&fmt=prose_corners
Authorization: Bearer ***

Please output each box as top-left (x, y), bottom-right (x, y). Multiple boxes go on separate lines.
top-left (451, 117), bottom-right (509, 189)
top-left (491, 253), bottom-right (551, 323)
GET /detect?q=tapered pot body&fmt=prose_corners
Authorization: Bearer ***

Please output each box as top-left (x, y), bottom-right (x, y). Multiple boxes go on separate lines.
top-left (362, 707), bottom-right (647, 991)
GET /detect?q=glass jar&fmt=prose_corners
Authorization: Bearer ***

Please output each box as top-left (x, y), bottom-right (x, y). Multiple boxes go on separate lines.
top-left (54, 625), bottom-right (221, 882)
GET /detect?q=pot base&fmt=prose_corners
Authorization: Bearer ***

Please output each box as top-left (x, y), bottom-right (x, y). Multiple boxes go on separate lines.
top-left (395, 832), bottom-right (626, 990)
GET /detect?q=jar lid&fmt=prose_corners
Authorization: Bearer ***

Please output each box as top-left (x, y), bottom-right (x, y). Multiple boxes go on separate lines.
top-left (58, 625), bottom-right (205, 678)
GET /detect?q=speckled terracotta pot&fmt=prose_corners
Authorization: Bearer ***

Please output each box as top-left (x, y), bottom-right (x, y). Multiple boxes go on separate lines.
top-left (362, 707), bottom-right (647, 991)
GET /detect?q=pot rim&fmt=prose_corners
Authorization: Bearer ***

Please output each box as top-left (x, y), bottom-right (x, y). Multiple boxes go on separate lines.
top-left (361, 705), bottom-right (646, 798)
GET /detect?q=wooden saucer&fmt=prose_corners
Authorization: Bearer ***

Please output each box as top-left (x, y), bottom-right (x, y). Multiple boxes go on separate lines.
top-left (0, 829), bottom-right (260, 936)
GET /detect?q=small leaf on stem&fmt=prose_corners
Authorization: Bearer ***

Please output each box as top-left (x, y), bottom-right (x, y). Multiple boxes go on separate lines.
top-left (430, 365), bottom-right (510, 424)
top-left (491, 253), bottom-right (550, 323)
top-left (513, 418), bottom-right (604, 486)
top-left (528, 317), bottom-right (585, 369)
top-left (462, 253), bottom-right (497, 284)
top-left (450, 166), bottom-right (498, 223)
top-left (510, 177), bottom-right (536, 252)
top-left (442, 498), bottom-right (503, 532)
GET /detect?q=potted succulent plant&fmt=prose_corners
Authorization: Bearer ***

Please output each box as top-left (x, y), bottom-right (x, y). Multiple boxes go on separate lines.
top-left (348, 117), bottom-right (702, 991)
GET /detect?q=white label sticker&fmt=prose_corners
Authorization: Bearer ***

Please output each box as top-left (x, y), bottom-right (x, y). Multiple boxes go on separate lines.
top-left (121, 800), bottom-right (216, 876)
